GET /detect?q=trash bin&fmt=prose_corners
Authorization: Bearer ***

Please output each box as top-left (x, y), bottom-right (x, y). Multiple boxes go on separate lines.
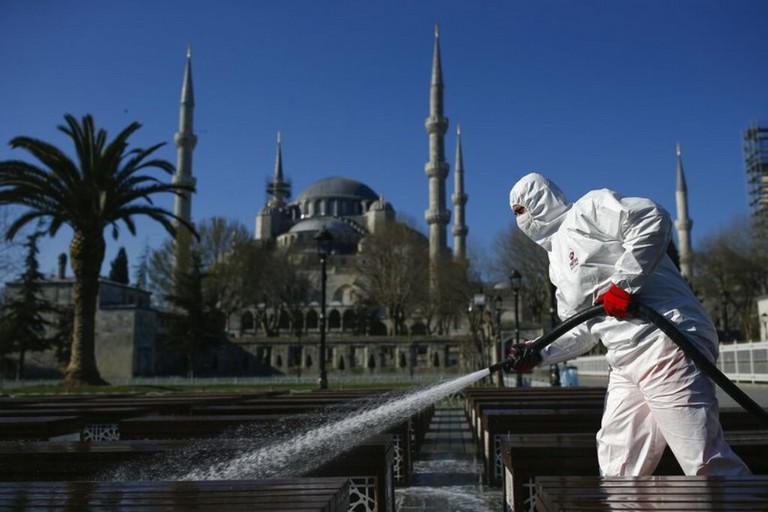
top-left (561, 365), bottom-right (579, 387)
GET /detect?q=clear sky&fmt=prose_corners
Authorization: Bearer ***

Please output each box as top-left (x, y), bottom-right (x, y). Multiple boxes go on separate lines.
top-left (1, 1), bottom-right (767, 279)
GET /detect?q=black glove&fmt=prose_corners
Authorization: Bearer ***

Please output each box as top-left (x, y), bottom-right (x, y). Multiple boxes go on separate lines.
top-left (502, 343), bottom-right (542, 373)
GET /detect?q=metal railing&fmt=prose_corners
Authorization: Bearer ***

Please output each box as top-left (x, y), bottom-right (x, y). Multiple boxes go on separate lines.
top-left (0, 372), bottom-right (458, 391)
top-left (572, 341), bottom-right (768, 384)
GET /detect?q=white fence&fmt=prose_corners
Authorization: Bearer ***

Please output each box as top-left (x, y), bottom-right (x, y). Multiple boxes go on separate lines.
top-left (573, 341), bottom-right (768, 384)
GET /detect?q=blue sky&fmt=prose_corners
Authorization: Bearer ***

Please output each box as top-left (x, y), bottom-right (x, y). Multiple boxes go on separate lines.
top-left (1, 1), bottom-right (767, 279)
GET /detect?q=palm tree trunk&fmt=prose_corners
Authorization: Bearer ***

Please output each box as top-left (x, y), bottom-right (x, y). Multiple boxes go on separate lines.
top-left (62, 230), bottom-right (108, 386)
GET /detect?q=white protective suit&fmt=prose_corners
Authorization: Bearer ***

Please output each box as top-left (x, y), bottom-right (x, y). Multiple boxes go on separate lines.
top-left (509, 172), bottom-right (750, 477)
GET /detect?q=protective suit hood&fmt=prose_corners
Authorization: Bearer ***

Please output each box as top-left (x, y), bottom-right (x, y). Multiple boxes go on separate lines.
top-left (509, 173), bottom-right (571, 250)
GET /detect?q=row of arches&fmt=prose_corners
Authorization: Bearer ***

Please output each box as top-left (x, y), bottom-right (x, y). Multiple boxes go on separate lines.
top-left (236, 308), bottom-right (429, 336)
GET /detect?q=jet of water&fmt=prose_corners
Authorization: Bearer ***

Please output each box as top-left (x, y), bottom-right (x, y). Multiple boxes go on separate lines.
top-left (176, 368), bottom-right (491, 480)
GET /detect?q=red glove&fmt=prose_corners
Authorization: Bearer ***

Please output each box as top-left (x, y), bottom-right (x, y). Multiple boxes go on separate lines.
top-left (597, 284), bottom-right (633, 318)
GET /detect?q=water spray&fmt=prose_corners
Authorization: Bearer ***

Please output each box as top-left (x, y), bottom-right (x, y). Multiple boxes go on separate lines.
top-left (487, 302), bottom-right (768, 427)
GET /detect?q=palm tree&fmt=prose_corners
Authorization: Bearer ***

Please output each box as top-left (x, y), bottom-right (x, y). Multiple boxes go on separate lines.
top-left (0, 114), bottom-right (195, 386)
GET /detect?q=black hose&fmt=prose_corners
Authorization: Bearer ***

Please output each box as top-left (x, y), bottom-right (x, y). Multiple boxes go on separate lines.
top-left (632, 303), bottom-right (768, 427)
top-left (487, 304), bottom-right (604, 374)
top-left (488, 302), bottom-right (768, 427)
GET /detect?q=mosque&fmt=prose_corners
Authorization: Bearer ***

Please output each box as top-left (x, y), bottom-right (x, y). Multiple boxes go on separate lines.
top-left (166, 27), bottom-right (480, 377)
top-left (5, 27), bottom-right (697, 380)
top-left (170, 23), bottom-right (696, 377)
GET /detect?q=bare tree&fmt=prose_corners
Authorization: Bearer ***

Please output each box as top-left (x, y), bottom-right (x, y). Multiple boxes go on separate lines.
top-left (355, 222), bottom-right (430, 336)
top-left (196, 217), bottom-right (251, 268)
top-left (421, 256), bottom-right (475, 336)
top-left (694, 216), bottom-right (768, 341)
top-left (147, 216), bottom-right (250, 308)
top-left (208, 240), bottom-right (310, 337)
top-left (491, 222), bottom-right (551, 324)
top-left (253, 248), bottom-right (309, 337)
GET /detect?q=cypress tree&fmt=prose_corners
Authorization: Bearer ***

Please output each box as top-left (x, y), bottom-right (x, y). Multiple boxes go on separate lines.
top-left (109, 247), bottom-right (130, 284)
top-left (0, 232), bottom-right (53, 379)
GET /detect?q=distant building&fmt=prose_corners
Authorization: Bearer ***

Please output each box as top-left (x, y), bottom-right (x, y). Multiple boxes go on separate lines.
top-left (4, 265), bottom-right (157, 380)
top-left (744, 123), bottom-right (768, 240)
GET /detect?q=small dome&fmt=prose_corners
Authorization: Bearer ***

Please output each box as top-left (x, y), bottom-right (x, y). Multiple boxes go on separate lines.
top-left (294, 176), bottom-right (378, 204)
top-left (287, 217), bottom-right (362, 236)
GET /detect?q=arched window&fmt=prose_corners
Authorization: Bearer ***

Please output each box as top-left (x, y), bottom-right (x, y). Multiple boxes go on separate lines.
top-left (306, 310), bottom-right (319, 330)
top-left (293, 310), bottom-right (305, 334)
top-left (370, 315), bottom-right (387, 336)
top-left (342, 310), bottom-right (356, 332)
top-left (411, 322), bottom-right (427, 335)
top-left (279, 310), bottom-right (290, 330)
top-left (241, 311), bottom-right (254, 331)
top-left (328, 309), bottom-right (341, 330)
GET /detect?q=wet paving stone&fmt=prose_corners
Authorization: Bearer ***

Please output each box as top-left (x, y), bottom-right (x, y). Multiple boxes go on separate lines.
top-left (396, 407), bottom-right (502, 512)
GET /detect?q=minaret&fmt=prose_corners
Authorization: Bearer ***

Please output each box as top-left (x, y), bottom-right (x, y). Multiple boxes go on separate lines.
top-left (424, 24), bottom-right (451, 273)
top-left (451, 124), bottom-right (468, 263)
top-left (674, 142), bottom-right (694, 281)
top-left (172, 45), bottom-right (197, 281)
top-left (266, 131), bottom-right (291, 208)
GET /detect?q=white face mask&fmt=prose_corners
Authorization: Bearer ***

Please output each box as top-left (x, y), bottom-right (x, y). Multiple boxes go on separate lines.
top-left (516, 211), bottom-right (543, 242)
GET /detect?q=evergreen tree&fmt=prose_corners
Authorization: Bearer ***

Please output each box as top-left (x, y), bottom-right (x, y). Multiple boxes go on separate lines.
top-left (133, 242), bottom-right (150, 290)
top-left (0, 232), bottom-right (53, 380)
top-left (157, 254), bottom-right (226, 378)
top-left (108, 247), bottom-right (129, 284)
top-left (49, 304), bottom-right (74, 373)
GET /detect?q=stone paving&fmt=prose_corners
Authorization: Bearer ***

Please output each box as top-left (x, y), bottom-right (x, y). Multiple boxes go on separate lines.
top-left (395, 406), bottom-right (502, 512)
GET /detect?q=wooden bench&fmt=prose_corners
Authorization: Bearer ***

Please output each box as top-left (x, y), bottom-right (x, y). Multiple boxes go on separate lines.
top-left (22, 432), bottom-right (395, 512)
top-left (0, 392), bottom-right (287, 440)
top-left (0, 439), bottom-right (188, 480)
top-left (0, 477), bottom-right (351, 511)
top-left (482, 408), bottom-right (605, 486)
top-left (311, 434), bottom-right (395, 512)
top-left (534, 475), bottom-right (768, 511)
top-left (501, 430), bottom-right (768, 512)
top-left (480, 403), bottom-right (768, 488)
top-left (470, 396), bottom-right (606, 451)
top-left (0, 415), bottom-right (85, 441)
top-left (0, 435), bottom-right (395, 512)
top-left (465, 387), bottom-right (606, 446)
top-left (464, 387), bottom-right (606, 420)
top-left (0, 406), bottom-right (150, 441)
top-left (3, 392), bottom-right (276, 414)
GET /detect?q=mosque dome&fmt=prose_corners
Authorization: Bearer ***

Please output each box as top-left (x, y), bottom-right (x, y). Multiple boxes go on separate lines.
top-left (294, 176), bottom-right (378, 204)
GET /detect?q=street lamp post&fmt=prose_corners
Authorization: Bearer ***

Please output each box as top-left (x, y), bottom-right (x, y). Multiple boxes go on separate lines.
top-left (509, 270), bottom-right (523, 387)
top-left (469, 293), bottom-right (487, 371)
top-left (548, 282), bottom-right (561, 387)
top-left (493, 294), bottom-right (503, 387)
top-left (314, 227), bottom-right (333, 389)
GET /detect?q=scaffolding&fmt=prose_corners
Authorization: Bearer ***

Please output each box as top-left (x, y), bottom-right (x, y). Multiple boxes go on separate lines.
top-left (744, 123), bottom-right (768, 240)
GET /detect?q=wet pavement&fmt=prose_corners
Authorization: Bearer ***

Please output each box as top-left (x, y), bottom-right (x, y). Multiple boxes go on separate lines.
top-left (395, 407), bottom-right (502, 512)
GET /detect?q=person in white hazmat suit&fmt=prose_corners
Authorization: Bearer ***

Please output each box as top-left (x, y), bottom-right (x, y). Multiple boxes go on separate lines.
top-left (506, 172), bottom-right (750, 477)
